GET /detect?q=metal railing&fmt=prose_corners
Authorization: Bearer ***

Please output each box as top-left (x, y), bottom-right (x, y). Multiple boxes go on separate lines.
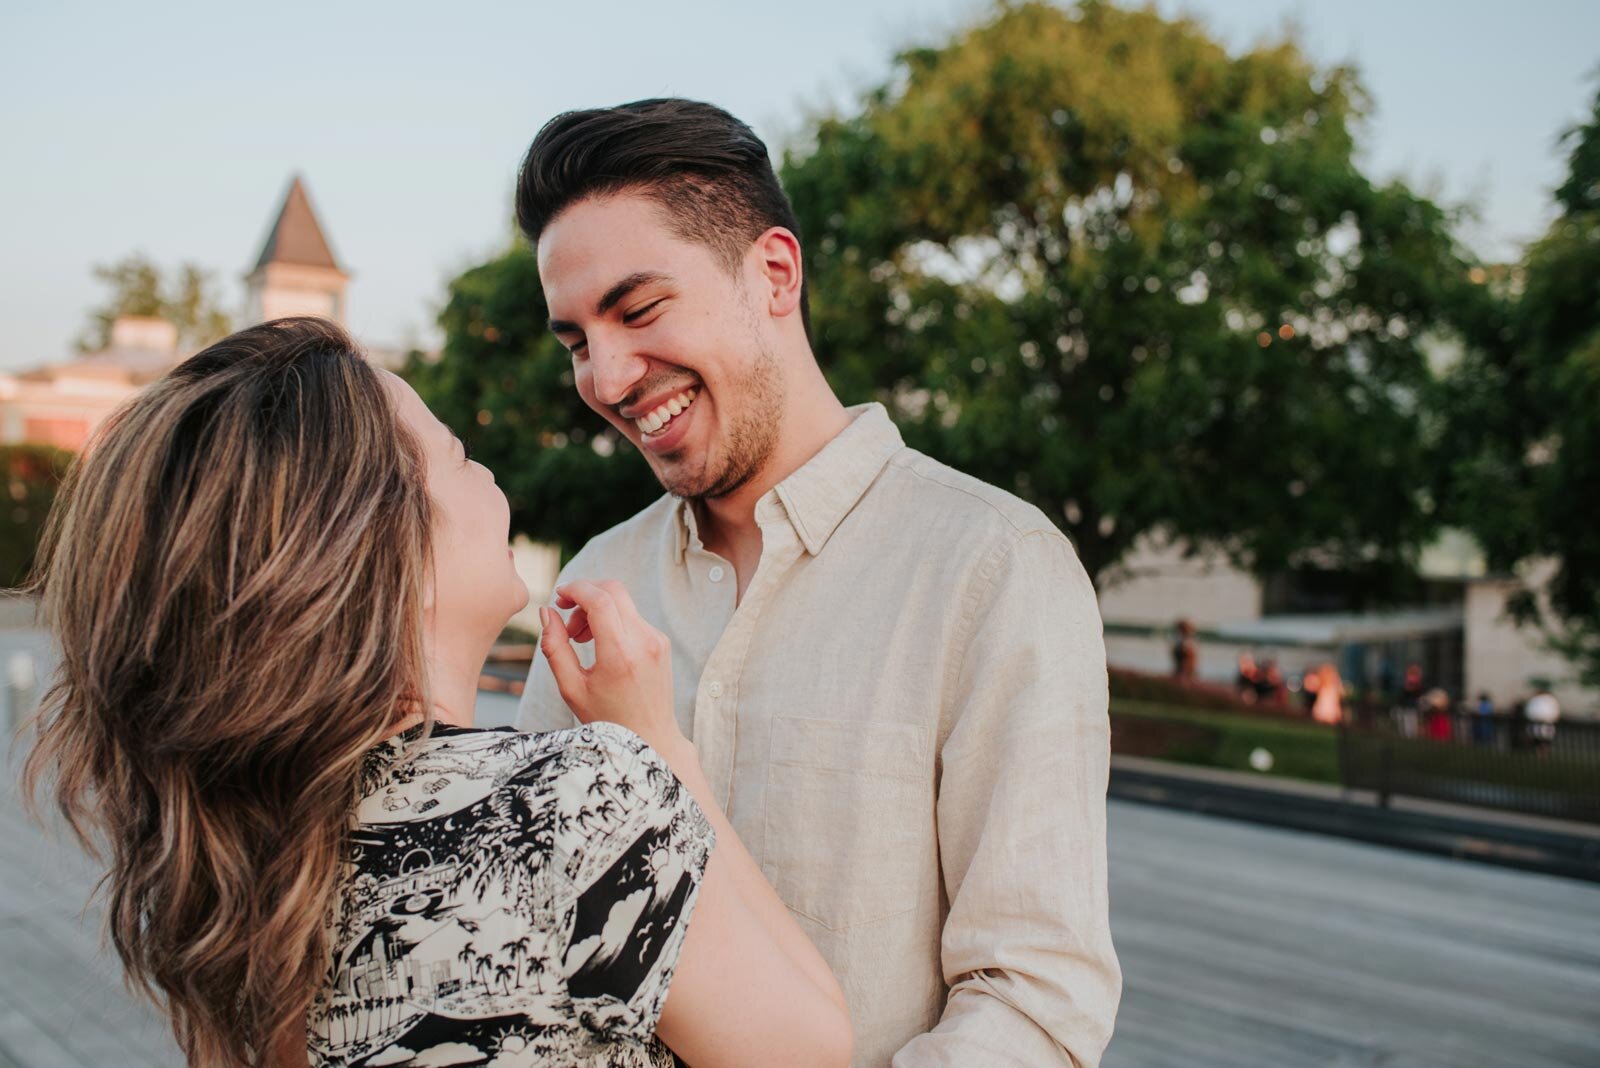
top-left (1337, 706), bottom-right (1600, 824)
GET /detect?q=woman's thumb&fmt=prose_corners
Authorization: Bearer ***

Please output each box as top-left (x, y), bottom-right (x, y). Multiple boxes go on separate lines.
top-left (539, 606), bottom-right (586, 711)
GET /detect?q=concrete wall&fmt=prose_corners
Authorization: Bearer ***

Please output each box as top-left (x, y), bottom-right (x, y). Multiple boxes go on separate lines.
top-left (1097, 534), bottom-right (1263, 627)
top-left (506, 537), bottom-right (562, 636)
top-left (1465, 562), bottom-right (1599, 719)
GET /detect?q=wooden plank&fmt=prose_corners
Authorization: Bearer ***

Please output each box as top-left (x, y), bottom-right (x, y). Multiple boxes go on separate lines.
top-left (7, 661), bottom-right (1600, 1068)
top-left (0, 919), bottom-right (177, 1067)
top-left (1104, 802), bottom-right (1600, 1068)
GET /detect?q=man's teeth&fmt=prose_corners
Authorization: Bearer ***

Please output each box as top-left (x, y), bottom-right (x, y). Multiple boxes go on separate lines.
top-left (635, 388), bottom-right (698, 435)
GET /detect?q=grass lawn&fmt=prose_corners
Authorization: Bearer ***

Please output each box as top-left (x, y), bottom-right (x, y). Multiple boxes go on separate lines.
top-left (1110, 699), bottom-right (1342, 784)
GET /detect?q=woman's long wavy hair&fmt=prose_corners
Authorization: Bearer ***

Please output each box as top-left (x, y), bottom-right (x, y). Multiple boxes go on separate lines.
top-left (19, 317), bottom-right (436, 1066)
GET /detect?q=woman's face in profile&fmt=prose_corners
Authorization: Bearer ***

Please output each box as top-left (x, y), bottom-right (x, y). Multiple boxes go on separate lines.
top-left (381, 372), bottom-right (529, 637)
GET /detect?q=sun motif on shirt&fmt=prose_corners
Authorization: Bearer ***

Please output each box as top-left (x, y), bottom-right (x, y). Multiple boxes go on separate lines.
top-left (646, 845), bottom-right (672, 881)
top-left (491, 1025), bottom-right (534, 1056)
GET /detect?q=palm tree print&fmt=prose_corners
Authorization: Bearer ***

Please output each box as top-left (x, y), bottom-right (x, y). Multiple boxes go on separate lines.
top-left (308, 722), bottom-right (712, 1068)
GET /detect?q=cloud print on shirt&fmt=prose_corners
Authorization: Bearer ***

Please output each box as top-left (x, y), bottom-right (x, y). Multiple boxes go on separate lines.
top-left (564, 886), bottom-right (651, 975)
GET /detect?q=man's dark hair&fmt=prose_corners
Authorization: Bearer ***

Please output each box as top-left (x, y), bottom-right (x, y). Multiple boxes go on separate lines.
top-left (516, 98), bottom-right (809, 335)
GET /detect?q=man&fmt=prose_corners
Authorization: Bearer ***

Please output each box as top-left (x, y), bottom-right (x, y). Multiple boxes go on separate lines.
top-left (516, 98), bottom-right (1121, 1067)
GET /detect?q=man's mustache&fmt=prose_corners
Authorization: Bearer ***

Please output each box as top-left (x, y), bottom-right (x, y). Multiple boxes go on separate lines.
top-left (616, 375), bottom-right (701, 417)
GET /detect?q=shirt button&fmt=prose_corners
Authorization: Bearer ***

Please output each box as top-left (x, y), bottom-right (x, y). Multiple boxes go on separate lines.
top-left (707, 681), bottom-right (723, 698)
top-left (708, 565), bottom-right (726, 583)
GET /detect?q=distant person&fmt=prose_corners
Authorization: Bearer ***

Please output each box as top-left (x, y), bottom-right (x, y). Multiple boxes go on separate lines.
top-left (1171, 618), bottom-right (1198, 681)
top-left (1300, 666), bottom-right (1322, 716)
top-left (1256, 659), bottom-right (1287, 709)
top-left (1510, 699), bottom-right (1531, 752)
top-left (21, 320), bottom-right (850, 1068)
top-left (1525, 687), bottom-right (1562, 753)
top-left (1397, 663), bottom-right (1426, 737)
top-left (1400, 663), bottom-right (1425, 709)
top-left (1473, 692), bottom-right (1497, 746)
top-left (1310, 664), bottom-right (1345, 726)
top-left (1423, 689), bottom-right (1455, 741)
top-left (1236, 653), bottom-right (1260, 704)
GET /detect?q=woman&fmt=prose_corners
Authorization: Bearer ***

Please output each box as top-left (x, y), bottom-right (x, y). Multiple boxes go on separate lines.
top-left (21, 318), bottom-right (850, 1068)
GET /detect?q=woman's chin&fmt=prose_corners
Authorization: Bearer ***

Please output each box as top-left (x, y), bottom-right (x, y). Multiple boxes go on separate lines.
top-left (508, 576), bottom-right (532, 615)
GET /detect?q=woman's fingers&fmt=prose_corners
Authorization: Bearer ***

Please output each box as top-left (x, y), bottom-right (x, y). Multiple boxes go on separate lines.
top-left (566, 607), bottom-right (593, 644)
top-left (552, 591), bottom-right (592, 642)
top-left (538, 606), bottom-right (588, 713)
top-left (555, 581), bottom-right (630, 665)
top-left (594, 579), bottom-right (649, 632)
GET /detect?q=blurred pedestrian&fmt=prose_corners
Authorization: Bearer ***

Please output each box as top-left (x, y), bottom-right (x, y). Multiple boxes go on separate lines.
top-left (1510, 699), bottom-right (1531, 752)
top-left (1472, 692), bottom-right (1496, 746)
top-left (1171, 618), bottom-right (1198, 682)
top-left (1300, 666), bottom-right (1322, 716)
top-left (1400, 663), bottom-right (1425, 708)
top-left (1396, 663), bottom-right (1425, 737)
top-left (1525, 686), bottom-right (1561, 754)
top-left (1423, 689), bottom-right (1454, 741)
top-left (1311, 663), bottom-right (1344, 725)
top-left (1256, 659), bottom-right (1286, 709)
top-left (1236, 653), bottom-right (1259, 704)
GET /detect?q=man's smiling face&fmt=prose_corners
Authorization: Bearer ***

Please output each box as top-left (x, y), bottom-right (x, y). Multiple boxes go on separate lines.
top-left (537, 191), bottom-right (784, 501)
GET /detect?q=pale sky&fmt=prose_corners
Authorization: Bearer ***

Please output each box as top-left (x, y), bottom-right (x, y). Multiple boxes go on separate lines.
top-left (2, 0), bottom-right (1596, 369)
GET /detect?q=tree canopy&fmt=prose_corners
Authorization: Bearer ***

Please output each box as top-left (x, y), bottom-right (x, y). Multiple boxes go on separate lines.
top-left (781, 0), bottom-right (1478, 586)
top-left (77, 252), bottom-right (233, 352)
top-left (1437, 82), bottom-right (1600, 686)
top-left (414, 0), bottom-right (1480, 591)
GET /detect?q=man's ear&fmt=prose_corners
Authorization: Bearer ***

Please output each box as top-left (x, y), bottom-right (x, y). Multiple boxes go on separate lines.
top-left (752, 227), bottom-right (804, 320)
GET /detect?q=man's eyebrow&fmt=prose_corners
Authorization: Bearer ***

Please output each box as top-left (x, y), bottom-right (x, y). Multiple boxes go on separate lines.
top-left (547, 270), bottom-right (672, 334)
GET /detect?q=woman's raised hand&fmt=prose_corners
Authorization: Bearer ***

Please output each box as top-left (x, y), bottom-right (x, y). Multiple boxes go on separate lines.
top-left (538, 579), bottom-right (683, 751)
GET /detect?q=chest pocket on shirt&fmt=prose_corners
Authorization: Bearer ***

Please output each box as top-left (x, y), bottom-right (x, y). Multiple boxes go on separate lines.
top-left (763, 715), bottom-right (933, 931)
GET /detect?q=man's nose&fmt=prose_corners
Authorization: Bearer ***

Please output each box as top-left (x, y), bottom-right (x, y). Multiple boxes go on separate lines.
top-left (588, 343), bottom-right (649, 408)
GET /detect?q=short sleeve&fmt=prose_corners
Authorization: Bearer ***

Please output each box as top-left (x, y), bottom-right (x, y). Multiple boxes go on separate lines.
top-left (555, 722), bottom-right (715, 1046)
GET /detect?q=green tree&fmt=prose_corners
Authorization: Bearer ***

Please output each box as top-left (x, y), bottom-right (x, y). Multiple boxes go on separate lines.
top-left (0, 445), bottom-right (73, 589)
top-left (781, 0), bottom-right (1475, 586)
top-left (77, 252), bottom-right (234, 352)
top-left (403, 243), bottom-right (659, 557)
top-left (1440, 82), bottom-right (1600, 686)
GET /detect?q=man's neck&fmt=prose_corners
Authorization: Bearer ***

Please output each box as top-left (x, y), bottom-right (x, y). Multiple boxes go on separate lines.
top-left (694, 391), bottom-right (852, 583)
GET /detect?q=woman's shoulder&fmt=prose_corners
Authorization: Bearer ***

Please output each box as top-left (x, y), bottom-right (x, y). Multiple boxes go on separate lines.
top-left (355, 721), bottom-right (682, 826)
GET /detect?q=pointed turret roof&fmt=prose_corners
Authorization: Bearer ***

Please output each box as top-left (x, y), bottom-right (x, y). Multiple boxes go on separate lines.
top-left (251, 175), bottom-right (344, 273)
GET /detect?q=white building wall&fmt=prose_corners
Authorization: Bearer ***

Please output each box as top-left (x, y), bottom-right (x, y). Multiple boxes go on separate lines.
top-left (1096, 534), bottom-right (1263, 627)
top-left (506, 537), bottom-right (562, 636)
top-left (1465, 561), bottom-right (1599, 719)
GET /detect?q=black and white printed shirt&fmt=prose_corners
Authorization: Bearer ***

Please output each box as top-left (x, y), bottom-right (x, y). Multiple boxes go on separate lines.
top-left (307, 721), bottom-right (714, 1067)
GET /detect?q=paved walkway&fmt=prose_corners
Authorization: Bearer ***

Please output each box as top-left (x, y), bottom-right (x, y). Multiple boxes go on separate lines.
top-left (2, 628), bottom-right (1597, 1066)
top-left (1103, 801), bottom-right (1600, 1067)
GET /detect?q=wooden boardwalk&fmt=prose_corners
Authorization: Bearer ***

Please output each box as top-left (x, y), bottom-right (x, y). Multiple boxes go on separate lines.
top-left (2, 660), bottom-right (1597, 1066)
top-left (1103, 802), bottom-right (1600, 1067)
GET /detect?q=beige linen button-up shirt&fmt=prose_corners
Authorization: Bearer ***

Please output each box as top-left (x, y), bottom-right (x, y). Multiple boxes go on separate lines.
top-left (519, 403), bottom-right (1121, 1066)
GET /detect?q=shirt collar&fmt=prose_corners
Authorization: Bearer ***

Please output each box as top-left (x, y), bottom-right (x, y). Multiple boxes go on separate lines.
top-left (673, 402), bottom-right (903, 560)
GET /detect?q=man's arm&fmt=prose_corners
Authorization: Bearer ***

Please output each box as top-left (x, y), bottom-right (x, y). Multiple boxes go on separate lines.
top-left (893, 528), bottom-right (1121, 1068)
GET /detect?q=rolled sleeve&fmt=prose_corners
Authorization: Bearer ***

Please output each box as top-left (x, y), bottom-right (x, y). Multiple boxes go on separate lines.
top-left (893, 529), bottom-right (1121, 1067)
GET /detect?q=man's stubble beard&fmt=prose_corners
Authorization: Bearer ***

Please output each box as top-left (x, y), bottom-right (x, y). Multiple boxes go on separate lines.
top-left (655, 332), bottom-right (785, 503)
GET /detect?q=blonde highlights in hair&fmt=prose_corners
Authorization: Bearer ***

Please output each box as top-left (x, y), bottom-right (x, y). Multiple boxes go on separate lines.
top-left (21, 317), bottom-right (435, 1066)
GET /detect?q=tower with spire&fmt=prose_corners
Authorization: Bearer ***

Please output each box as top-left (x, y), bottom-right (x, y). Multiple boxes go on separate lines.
top-left (244, 175), bottom-right (350, 325)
